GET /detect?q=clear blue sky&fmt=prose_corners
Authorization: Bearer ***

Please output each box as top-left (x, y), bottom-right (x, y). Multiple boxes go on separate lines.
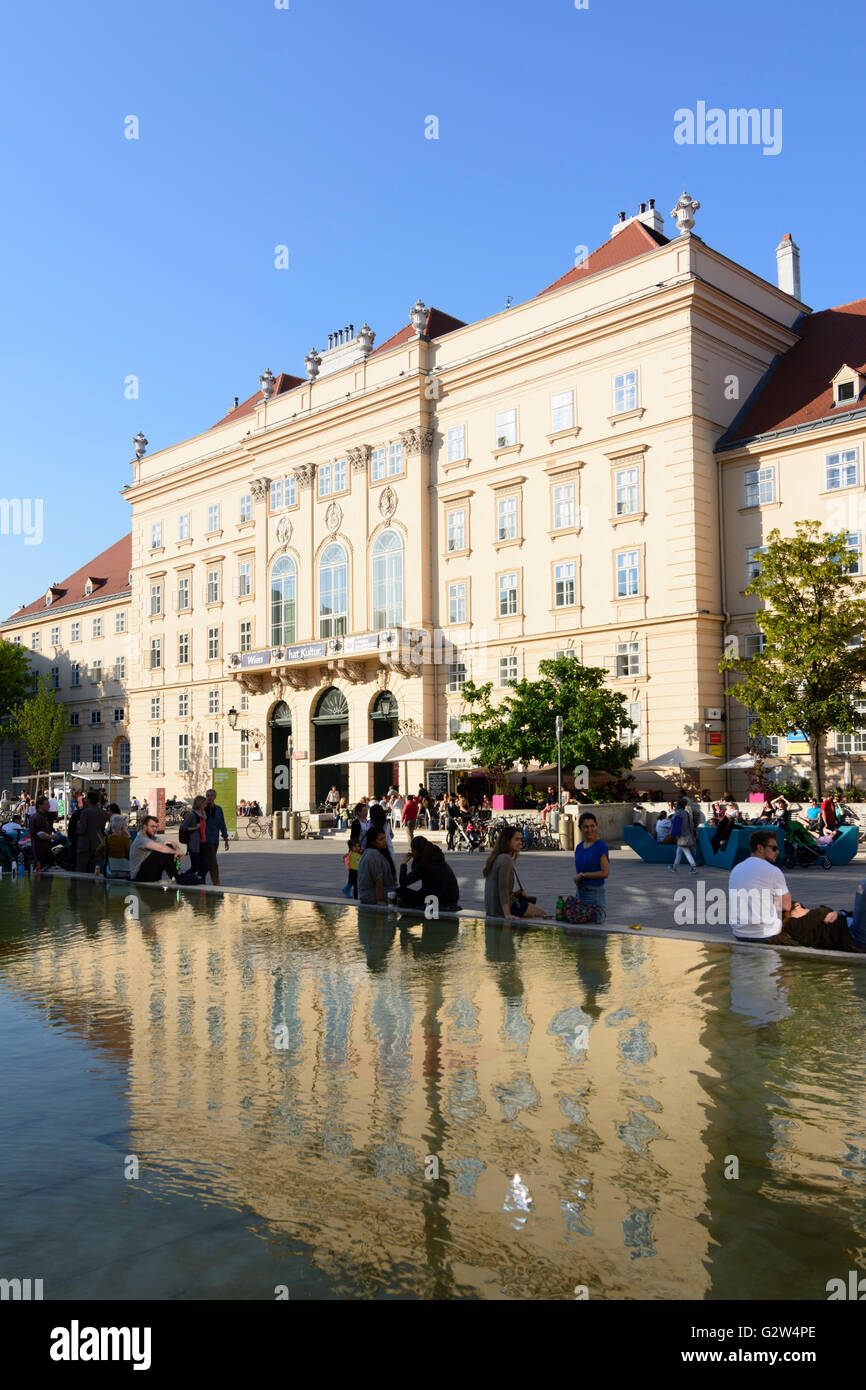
top-left (0, 0), bottom-right (858, 619)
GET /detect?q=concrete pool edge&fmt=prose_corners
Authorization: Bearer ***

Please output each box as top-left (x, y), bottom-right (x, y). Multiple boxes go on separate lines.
top-left (28, 869), bottom-right (866, 965)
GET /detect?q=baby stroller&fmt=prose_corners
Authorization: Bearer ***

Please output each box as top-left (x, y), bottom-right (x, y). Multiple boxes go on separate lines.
top-left (783, 819), bottom-right (832, 870)
top-left (452, 816), bottom-right (483, 851)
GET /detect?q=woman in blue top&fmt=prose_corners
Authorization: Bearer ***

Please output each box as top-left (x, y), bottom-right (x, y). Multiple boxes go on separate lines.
top-left (573, 812), bottom-right (610, 909)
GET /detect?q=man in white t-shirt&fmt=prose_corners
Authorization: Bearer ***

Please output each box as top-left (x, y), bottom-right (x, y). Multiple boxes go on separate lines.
top-left (727, 831), bottom-right (790, 942)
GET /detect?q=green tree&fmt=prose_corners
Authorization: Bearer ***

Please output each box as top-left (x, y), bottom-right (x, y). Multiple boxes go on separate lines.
top-left (720, 521), bottom-right (866, 795)
top-left (457, 656), bottom-right (637, 789)
top-left (8, 673), bottom-right (69, 794)
top-left (0, 640), bottom-right (32, 731)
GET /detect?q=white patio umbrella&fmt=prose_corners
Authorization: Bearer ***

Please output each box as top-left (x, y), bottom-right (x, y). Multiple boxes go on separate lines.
top-left (417, 737), bottom-right (481, 764)
top-left (312, 731), bottom-right (442, 794)
top-left (632, 746), bottom-right (718, 789)
top-left (717, 753), bottom-right (783, 771)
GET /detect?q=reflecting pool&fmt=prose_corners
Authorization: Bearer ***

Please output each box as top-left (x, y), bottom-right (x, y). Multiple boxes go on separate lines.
top-left (1, 875), bottom-right (864, 1299)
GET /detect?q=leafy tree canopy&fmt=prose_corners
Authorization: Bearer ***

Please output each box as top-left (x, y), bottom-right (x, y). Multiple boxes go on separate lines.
top-left (0, 640), bottom-right (33, 733)
top-left (720, 521), bottom-right (866, 794)
top-left (457, 656), bottom-right (637, 786)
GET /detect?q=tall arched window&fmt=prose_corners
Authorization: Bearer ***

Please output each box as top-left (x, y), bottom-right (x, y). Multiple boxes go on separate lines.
top-left (270, 555), bottom-right (297, 645)
top-left (370, 529), bottom-right (404, 629)
top-left (319, 542), bottom-right (348, 638)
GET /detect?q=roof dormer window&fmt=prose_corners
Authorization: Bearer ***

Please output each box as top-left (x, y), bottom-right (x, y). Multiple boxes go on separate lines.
top-left (84, 581), bottom-right (93, 596)
top-left (830, 365), bottom-right (864, 408)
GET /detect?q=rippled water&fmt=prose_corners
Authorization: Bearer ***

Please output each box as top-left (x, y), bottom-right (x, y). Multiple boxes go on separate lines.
top-left (1, 875), bottom-right (864, 1300)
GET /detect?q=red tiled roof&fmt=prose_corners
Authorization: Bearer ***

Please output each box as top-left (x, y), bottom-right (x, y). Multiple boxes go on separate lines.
top-left (211, 372), bottom-right (305, 428)
top-left (536, 219), bottom-right (669, 297)
top-left (371, 306), bottom-right (466, 355)
top-left (725, 298), bottom-right (866, 443)
top-left (3, 534), bottom-right (132, 625)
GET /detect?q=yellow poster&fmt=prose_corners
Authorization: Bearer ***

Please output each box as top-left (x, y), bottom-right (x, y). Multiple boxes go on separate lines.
top-left (213, 768), bottom-right (237, 834)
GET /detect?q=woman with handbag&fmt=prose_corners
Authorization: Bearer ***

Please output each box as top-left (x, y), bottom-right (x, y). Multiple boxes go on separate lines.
top-left (572, 813), bottom-right (610, 911)
top-left (482, 826), bottom-right (547, 921)
top-left (669, 796), bottom-right (699, 874)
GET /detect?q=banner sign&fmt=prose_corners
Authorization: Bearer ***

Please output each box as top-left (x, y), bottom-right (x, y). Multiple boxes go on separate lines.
top-left (149, 786), bottom-right (166, 832)
top-left (240, 649), bottom-right (273, 669)
top-left (283, 641), bottom-right (327, 662)
top-left (213, 768), bottom-right (237, 834)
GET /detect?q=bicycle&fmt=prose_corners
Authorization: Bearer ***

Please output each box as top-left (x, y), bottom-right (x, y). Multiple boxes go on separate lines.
top-left (245, 816), bottom-right (273, 840)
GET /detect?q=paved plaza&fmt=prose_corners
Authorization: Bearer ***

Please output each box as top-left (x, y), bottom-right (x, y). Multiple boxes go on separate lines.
top-left (193, 831), bottom-right (866, 950)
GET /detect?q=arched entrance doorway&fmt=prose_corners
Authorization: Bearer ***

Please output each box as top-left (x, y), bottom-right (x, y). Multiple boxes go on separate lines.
top-left (269, 701), bottom-right (293, 812)
top-left (312, 687), bottom-right (349, 807)
top-left (371, 691), bottom-right (399, 800)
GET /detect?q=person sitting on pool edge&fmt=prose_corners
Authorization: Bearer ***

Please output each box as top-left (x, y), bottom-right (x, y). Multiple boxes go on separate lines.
top-left (482, 826), bottom-right (547, 922)
top-left (573, 812), bottom-right (609, 913)
top-left (397, 835), bottom-right (461, 913)
top-left (129, 816), bottom-right (181, 883)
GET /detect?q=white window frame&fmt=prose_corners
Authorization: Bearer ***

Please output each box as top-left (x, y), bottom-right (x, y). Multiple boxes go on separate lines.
top-left (207, 502), bottom-right (221, 532)
top-left (177, 576), bottom-right (191, 611)
top-left (613, 370), bottom-right (638, 414)
top-left (745, 546), bottom-right (765, 584)
top-left (178, 691), bottom-right (190, 717)
top-left (114, 656), bottom-right (126, 680)
top-left (207, 569), bottom-right (221, 604)
top-left (208, 688), bottom-right (220, 715)
top-left (238, 560), bottom-right (252, 597)
top-left (551, 390), bottom-right (574, 432)
top-left (178, 632), bottom-right (190, 665)
top-left (553, 482), bottom-right (575, 531)
top-left (150, 735), bottom-right (161, 774)
top-left (448, 580), bottom-right (467, 626)
top-left (371, 447), bottom-right (386, 482)
top-left (49, 626), bottom-right (59, 647)
top-left (318, 462), bottom-right (333, 497)
top-left (614, 466), bottom-right (639, 517)
top-left (498, 654), bottom-right (518, 687)
top-left (149, 583), bottom-right (162, 617)
top-left (497, 495), bottom-right (519, 542)
top-left (744, 466), bottom-right (775, 508)
top-left (554, 561), bottom-right (576, 608)
top-left (70, 621), bottom-right (80, 642)
top-left (447, 508), bottom-right (467, 553)
top-left (150, 637), bottom-right (162, 670)
top-left (92, 616), bottom-right (103, 639)
top-left (178, 732), bottom-right (190, 773)
top-left (495, 408), bottom-right (517, 449)
top-left (825, 448), bottom-right (859, 491)
top-left (208, 731), bottom-right (220, 771)
top-left (447, 425), bottom-right (465, 462)
top-left (150, 696), bottom-right (161, 720)
top-left (387, 442), bottom-right (403, 476)
top-left (615, 640), bottom-right (641, 678)
top-left (178, 512), bottom-right (190, 541)
top-left (615, 549), bottom-right (640, 598)
top-left (239, 493), bottom-right (252, 523)
top-left (207, 626), bottom-right (220, 660)
top-left (498, 571), bottom-right (519, 617)
top-left (115, 611), bottom-right (126, 633)
top-left (70, 663), bottom-right (80, 687)
top-left (447, 660), bottom-right (467, 693)
top-left (240, 619), bottom-right (253, 653)
top-left (151, 522), bottom-right (162, 549)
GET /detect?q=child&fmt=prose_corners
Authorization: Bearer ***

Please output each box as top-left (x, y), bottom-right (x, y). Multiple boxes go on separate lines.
top-left (342, 837), bottom-right (362, 899)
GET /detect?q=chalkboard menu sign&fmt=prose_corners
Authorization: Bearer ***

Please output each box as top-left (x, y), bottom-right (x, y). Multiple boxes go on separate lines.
top-left (427, 770), bottom-right (449, 798)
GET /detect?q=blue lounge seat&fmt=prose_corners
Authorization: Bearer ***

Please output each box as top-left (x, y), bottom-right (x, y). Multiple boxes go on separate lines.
top-left (623, 825), bottom-right (678, 864)
top-left (822, 825), bottom-right (859, 865)
top-left (697, 824), bottom-right (785, 870)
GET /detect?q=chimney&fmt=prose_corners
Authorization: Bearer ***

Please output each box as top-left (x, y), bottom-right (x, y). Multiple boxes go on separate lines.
top-left (776, 234), bottom-right (801, 299)
top-left (637, 197), bottom-right (665, 235)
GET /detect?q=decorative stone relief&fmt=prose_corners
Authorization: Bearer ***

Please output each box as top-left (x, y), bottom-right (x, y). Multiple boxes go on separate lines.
top-left (400, 427), bottom-right (434, 456)
top-left (275, 514), bottom-right (293, 548)
top-left (250, 478), bottom-right (269, 503)
top-left (294, 464), bottom-right (316, 489)
top-left (348, 444), bottom-right (371, 474)
top-left (325, 501), bottom-right (342, 535)
top-left (378, 487), bottom-right (397, 522)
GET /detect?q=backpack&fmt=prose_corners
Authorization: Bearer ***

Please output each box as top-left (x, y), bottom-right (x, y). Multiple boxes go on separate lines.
top-left (178, 823), bottom-right (192, 845)
top-left (670, 813), bottom-right (683, 838)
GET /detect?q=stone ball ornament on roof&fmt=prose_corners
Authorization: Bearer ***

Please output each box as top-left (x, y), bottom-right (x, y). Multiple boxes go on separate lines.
top-left (670, 191), bottom-right (701, 236)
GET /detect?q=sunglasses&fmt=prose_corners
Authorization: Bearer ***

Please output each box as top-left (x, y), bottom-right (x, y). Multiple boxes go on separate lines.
top-left (765, 844), bottom-right (780, 854)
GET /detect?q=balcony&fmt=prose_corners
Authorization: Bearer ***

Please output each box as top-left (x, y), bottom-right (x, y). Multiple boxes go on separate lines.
top-left (226, 628), bottom-right (429, 693)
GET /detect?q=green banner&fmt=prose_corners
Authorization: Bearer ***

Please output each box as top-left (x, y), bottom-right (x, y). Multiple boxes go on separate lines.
top-left (213, 768), bottom-right (238, 834)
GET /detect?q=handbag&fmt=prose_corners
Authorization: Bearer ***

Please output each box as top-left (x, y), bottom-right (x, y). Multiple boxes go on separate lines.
top-left (563, 895), bottom-right (602, 925)
top-left (513, 868), bottom-right (536, 904)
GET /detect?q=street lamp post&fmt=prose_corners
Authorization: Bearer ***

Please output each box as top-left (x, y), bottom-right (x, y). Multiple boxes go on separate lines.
top-left (555, 715), bottom-right (563, 812)
top-left (107, 745), bottom-right (112, 810)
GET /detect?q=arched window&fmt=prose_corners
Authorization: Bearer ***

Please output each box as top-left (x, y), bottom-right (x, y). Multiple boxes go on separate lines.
top-left (319, 542), bottom-right (348, 638)
top-left (270, 555), bottom-right (297, 646)
top-left (370, 529), bottom-right (404, 630)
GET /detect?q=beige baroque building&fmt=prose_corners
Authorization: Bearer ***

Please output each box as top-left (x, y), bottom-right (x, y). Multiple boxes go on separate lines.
top-left (12, 197), bottom-right (865, 809)
top-left (122, 197), bottom-right (804, 809)
top-left (0, 537), bottom-right (132, 798)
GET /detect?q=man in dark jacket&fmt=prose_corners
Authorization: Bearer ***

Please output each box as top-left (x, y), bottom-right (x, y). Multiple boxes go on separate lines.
top-left (76, 791), bottom-right (107, 873)
top-left (203, 787), bottom-right (230, 884)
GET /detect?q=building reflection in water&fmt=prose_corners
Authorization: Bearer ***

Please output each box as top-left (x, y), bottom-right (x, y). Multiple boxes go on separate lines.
top-left (1, 878), bottom-right (864, 1299)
